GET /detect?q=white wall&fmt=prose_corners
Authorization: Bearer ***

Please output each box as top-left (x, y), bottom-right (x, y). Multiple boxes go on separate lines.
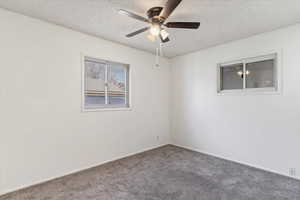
top-left (0, 8), bottom-right (170, 195)
top-left (171, 23), bottom-right (300, 179)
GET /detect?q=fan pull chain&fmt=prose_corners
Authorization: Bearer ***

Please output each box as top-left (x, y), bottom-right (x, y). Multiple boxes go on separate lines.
top-left (155, 42), bottom-right (164, 67)
top-left (155, 46), bottom-right (159, 67)
top-left (160, 42), bottom-right (163, 57)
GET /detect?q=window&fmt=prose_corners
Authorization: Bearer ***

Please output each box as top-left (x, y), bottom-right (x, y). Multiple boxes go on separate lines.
top-left (83, 57), bottom-right (129, 110)
top-left (218, 53), bottom-right (279, 93)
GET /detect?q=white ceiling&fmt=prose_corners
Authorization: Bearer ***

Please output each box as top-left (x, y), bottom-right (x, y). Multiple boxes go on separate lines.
top-left (1, 0), bottom-right (300, 57)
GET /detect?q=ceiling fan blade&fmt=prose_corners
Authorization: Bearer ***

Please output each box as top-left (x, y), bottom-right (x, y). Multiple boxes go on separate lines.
top-left (126, 27), bottom-right (150, 37)
top-left (118, 9), bottom-right (149, 23)
top-left (160, 0), bottom-right (182, 21)
top-left (160, 34), bottom-right (170, 43)
top-left (165, 22), bottom-right (200, 29)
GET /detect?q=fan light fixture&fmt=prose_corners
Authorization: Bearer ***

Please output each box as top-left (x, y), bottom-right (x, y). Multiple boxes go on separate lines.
top-left (150, 24), bottom-right (161, 36)
top-left (118, 0), bottom-right (201, 43)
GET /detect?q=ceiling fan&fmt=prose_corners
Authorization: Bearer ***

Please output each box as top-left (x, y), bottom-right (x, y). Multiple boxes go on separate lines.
top-left (118, 0), bottom-right (200, 43)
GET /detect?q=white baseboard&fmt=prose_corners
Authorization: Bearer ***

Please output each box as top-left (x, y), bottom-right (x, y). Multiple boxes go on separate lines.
top-left (172, 143), bottom-right (300, 181)
top-left (0, 143), bottom-right (169, 196)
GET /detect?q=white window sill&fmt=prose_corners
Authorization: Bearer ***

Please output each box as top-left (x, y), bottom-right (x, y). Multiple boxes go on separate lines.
top-left (217, 88), bottom-right (281, 96)
top-left (82, 107), bottom-right (132, 112)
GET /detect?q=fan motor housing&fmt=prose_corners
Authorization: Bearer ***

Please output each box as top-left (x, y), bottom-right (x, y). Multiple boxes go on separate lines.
top-left (147, 7), bottom-right (163, 19)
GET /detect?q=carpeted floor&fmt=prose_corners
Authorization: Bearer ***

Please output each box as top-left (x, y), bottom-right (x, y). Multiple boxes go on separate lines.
top-left (1, 145), bottom-right (300, 200)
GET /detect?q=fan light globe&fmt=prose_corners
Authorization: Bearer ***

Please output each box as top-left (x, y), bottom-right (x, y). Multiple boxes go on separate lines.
top-left (160, 29), bottom-right (169, 40)
top-left (150, 24), bottom-right (161, 36)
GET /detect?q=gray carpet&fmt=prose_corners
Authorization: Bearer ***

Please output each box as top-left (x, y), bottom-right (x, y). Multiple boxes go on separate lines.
top-left (1, 145), bottom-right (300, 200)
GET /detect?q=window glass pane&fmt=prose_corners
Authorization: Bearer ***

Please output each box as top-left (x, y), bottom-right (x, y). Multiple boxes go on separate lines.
top-left (220, 63), bottom-right (243, 90)
top-left (84, 60), bottom-right (106, 108)
top-left (246, 59), bottom-right (274, 88)
top-left (108, 63), bottom-right (127, 105)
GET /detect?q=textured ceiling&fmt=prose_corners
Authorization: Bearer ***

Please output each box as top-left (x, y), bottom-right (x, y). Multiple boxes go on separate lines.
top-left (1, 0), bottom-right (300, 57)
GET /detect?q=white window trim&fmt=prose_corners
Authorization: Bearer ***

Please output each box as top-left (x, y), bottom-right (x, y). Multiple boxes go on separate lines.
top-left (81, 54), bottom-right (132, 112)
top-left (217, 50), bottom-right (282, 95)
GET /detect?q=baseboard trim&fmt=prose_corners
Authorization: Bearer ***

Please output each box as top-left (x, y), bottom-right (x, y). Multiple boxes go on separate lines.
top-left (0, 143), bottom-right (170, 196)
top-left (172, 143), bottom-right (300, 181)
